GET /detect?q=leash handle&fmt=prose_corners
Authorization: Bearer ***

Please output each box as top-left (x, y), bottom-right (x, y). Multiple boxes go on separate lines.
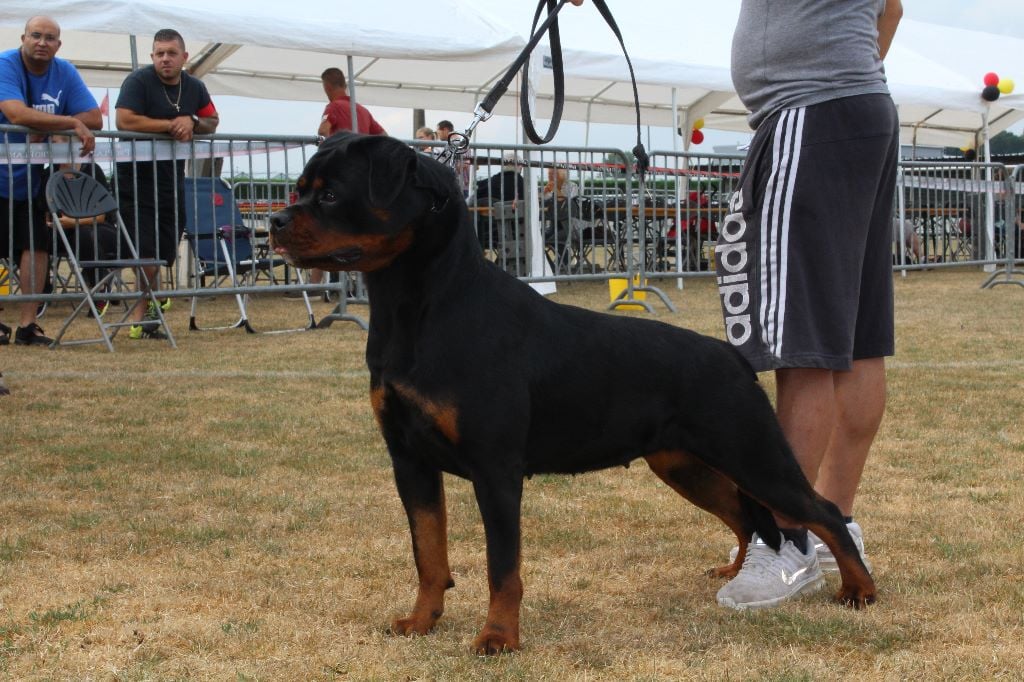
top-left (479, 0), bottom-right (571, 118)
top-left (518, 0), bottom-right (567, 145)
top-left (516, 0), bottom-right (649, 179)
top-left (586, 0), bottom-right (650, 180)
top-left (440, 0), bottom-right (650, 182)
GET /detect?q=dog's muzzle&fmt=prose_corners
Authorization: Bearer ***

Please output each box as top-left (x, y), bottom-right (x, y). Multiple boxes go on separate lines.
top-left (268, 209), bottom-right (290, 238)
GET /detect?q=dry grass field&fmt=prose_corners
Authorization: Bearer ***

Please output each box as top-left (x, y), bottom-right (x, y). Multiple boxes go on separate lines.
top-left (2, 268), bottom-right (1023, 680)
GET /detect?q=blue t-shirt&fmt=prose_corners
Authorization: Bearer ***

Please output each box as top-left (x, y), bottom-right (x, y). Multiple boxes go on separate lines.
top-left (0, 48), bottom-right (98, 199)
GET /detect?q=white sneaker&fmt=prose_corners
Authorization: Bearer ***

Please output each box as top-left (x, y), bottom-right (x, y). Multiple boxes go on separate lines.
top-left (717, 533), bottom-right (824, 610)
top-left (811, 521), bottom-right (872, 574)
top-left (727, 521), bottom-right (872, 574)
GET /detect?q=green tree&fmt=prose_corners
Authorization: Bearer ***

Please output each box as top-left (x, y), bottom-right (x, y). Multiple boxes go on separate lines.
top-left (990, 130), bottom-right (1024, 154)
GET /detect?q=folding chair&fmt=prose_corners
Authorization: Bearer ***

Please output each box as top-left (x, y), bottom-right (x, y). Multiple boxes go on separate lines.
top-left (183, 177), bottom-right (314, 333)
top-left (44, 169), bottom-right (175, 351)
top-left (487, 200), bottom-right (528, 275)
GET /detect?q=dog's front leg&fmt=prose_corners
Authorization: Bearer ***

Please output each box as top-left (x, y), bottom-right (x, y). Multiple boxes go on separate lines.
top-left (470, 471), bottom-right (524, 655)
top-left (389, 456), bottom-right (454, 637)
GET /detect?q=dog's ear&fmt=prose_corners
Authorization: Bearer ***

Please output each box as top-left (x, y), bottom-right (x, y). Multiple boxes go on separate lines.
top-left (361, 137), bottom-right (418, 209)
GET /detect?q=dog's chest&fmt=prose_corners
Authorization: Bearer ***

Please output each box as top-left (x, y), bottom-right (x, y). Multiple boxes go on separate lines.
top-left (371, 380), bottom-right (471, 477)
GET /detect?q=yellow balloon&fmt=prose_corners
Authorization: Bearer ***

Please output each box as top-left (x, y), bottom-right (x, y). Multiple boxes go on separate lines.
top-left (693, 118), bottom-right (705, 130)
top-left (997, 78), bottom-right (1015, 94)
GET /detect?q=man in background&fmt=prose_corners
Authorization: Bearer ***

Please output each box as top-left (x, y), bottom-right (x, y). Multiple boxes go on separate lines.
top-left (0, 15), bottom-right (100, 346)
top-left (308, 67), bottom-right (387, 292)
top-left (317, 68), bottom-right (386, 138)
top-left (115, 28), bottom-right (219, 339)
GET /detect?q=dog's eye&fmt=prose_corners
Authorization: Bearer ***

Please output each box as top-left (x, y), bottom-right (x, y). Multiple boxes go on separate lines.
top-left (320, 190), bottom-right (337, 205)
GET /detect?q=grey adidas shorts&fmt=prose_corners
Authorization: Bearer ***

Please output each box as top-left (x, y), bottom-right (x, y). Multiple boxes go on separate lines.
top-left (715, 94), bottom-right (899, 372)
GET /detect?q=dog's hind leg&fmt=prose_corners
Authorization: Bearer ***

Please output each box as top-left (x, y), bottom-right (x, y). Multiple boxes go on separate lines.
top-left (723, 443), bottom-right (877, 608)
top-left (469, 469), bottom-right (524, 655)
top-left (644, 450), bottom-right (756, 579)
top-left (389, 456), bottom-right (455, 638)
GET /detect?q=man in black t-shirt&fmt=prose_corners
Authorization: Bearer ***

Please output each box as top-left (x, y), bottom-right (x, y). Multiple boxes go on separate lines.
top-left (114, 27), bottom-right (219, 339)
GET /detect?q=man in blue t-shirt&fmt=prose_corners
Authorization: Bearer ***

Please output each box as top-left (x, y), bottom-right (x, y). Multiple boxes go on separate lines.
top-left (0, 15), bottom-right (100, 346)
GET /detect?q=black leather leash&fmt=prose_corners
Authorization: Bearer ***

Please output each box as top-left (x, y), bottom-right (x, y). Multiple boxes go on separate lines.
top-left (437, 0), bottom-right (650, 181)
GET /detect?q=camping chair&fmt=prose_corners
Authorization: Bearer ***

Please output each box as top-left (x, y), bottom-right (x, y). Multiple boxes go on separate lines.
top-left (44, 169), bottom-right (175, 351)
top-left (183, 177), bottom-right (314, 333)
top-left (487, 200), bottom-right (528, 275)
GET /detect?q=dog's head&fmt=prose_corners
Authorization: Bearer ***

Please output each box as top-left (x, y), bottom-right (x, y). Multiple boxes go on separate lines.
top-left (269, 132), bottom-right (456, 272)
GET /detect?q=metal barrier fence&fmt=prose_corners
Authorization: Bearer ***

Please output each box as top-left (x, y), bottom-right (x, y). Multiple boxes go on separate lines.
top-left (4, 126), bottom-right (1021, 332)
top-left (980, 163), bottom-right (1023, 289)
top-left (895, 161), bottom-right (1016, 273)
top-left (1, 127), bottom-right (322, 309)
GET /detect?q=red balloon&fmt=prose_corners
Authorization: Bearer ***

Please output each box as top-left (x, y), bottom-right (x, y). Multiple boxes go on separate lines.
top-left (690, 129), bottom-right (705, 145)
top-left (983, 72), bottom-right (1000, 87)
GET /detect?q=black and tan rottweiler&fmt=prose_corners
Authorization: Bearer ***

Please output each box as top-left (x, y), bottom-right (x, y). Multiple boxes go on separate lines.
top-left (268, 133), bottom-right (875, 655)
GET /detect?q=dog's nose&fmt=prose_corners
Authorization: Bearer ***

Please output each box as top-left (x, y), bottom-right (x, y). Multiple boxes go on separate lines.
top-left (268, 211), bottom-right (289, 235)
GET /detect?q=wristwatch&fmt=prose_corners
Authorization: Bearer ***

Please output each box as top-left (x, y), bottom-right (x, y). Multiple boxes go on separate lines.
top-left (191, 115), bottom-right (200, 128)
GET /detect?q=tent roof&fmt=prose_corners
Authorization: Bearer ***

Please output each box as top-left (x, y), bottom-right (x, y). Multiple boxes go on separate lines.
top-left (0, 0), bottom-right (525, 110)
top-left (477, 0), bottom-right (1024, 147)
top-left (2, 0), bottom-right (1022, 148)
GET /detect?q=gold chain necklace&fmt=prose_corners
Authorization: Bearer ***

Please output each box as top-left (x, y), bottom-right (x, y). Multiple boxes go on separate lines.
top-left (162, 79), bottom-right (182, 113)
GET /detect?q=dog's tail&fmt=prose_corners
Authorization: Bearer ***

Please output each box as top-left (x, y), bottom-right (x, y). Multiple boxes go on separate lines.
top-left (739, 492), bottom-right (781, 551)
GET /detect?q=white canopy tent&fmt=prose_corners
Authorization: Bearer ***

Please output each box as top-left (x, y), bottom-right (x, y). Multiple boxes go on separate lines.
top-left (477, 0), bottom-right (1024, 149)
top-left (0, 0), bottom-right (525, 112)
top-left (2, 0), bottom-right (1022, 148)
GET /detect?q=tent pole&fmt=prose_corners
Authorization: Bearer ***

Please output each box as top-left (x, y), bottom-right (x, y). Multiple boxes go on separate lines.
top-left (347, 56), bottom-right (358, 132)
top-left (983, 107), bottom-right (995, 270)
top-left (585, 101), bottom-right (592, 147)
top-left (671, 87), bottom-right (679, 153)
top-left (129, 35), bottom-right (138, 71)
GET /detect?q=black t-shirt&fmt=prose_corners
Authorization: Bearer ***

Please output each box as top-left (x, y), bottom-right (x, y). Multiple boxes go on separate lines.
top-left (475, 170), bottom-right (524, 204)
top-left (115, 65), bottom-right (213, 120)
top-left (115, 66), bottom-right (215, 203)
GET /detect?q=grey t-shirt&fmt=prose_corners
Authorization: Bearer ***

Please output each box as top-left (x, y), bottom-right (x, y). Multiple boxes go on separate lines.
top-left (731, 0), bottom-right (892, 130)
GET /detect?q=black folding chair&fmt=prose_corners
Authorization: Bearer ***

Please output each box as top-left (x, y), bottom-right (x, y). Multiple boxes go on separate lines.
top-left (44, 169), bottom-right (176, 350)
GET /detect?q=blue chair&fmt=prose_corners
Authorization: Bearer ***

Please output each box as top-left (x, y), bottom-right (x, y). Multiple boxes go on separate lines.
top-left (183, 177), bottom-right (314, 333)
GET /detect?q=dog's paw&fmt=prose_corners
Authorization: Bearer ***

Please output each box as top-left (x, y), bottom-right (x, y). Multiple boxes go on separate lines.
top-left (389, 614), bottom-right (437, 637)
top-left (706, 562), bottom-right (741, 579)
top-left (471, 625), bottom-right (520, 656)
top-left (834, 586), bottom-right (877, 609)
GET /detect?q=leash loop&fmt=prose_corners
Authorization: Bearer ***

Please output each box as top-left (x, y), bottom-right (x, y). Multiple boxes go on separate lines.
top-left (437, 0), bottom-right (650, 182)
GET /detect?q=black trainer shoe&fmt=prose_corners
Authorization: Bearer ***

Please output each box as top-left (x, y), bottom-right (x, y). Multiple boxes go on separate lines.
top-left (14, 323), bottom-right (53, 346)
top-left (0, 322), bottom-right (10, 346)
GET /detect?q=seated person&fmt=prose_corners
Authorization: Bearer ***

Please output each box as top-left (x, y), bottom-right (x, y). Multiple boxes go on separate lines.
top-left (892, 215), bottom-right (923, 263)
top-left (541, 167), bottom-right (579, 202)
top-left (469, 153), bottom-right (525, 253)
top-left (541, 167), bottom-right (581, 243)
top-left (469, 152), bottom-right (524, 207)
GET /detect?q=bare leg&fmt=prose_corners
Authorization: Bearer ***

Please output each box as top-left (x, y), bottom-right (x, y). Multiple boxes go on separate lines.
top-left (815, 358), bottom-right (886, 516)
top-left (775, 359), bottom-right (885, 517)
top-left (129, 264), bottom-right (160, 323)
top-left (17, 249), bottom-right (48, 328)
top-left (775, 367), bottom-right (836, 488)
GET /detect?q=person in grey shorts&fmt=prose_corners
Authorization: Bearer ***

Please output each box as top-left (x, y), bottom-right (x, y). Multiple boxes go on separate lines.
top-left (715, 0), bottom-right (903, 610)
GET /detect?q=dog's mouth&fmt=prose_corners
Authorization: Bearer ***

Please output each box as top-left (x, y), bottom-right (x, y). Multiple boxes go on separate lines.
top-left (324, 247), bottom-right (364, 267)
top-left (272, 243), bottom-right (363, 270)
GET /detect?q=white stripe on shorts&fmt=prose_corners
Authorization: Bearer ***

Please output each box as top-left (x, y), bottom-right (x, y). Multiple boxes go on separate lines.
top-left (759, 107), bottom-right (804, 359)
